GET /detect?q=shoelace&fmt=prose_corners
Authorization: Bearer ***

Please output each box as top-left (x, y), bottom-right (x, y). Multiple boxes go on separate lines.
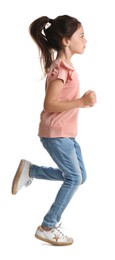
top-left (51, 223), bottom-right (67, 239)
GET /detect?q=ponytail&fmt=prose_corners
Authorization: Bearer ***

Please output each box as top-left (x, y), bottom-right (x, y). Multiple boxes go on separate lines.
top-left (29, 16), bottom-right (53, 75)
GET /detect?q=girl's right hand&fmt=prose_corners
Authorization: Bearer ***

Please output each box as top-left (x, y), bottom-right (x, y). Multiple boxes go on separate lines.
top-left (80, 90), bottom-right (97, 108)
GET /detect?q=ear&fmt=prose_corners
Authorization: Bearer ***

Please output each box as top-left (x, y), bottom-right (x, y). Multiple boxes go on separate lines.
top-left (62, 37), bottom-right (70, 46)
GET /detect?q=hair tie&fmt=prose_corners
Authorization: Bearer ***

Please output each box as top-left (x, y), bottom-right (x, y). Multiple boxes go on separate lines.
top-left (44, 18), bottom-right (53, 30)
top-left (45, 22), bottom-right (51, 30)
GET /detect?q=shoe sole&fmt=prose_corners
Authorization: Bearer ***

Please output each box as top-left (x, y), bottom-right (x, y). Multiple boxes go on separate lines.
top-left (11, 159), bottom-right (25, 195)
top-left (35, 233), bottom-right (73, 246)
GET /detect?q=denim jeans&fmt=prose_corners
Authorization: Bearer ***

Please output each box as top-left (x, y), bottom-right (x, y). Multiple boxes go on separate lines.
top-left (30, 138), bottom-right (87, 228)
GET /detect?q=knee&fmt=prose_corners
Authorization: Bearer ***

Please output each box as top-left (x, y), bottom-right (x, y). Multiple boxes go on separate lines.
top-left (70, 173), bottom-right (82, 187)
top-left (76, 175), bottom-right (82, 186)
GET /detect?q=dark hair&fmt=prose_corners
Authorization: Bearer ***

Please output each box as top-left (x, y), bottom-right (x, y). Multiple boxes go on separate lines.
top-left (29, 15), bottom-right (81, 75)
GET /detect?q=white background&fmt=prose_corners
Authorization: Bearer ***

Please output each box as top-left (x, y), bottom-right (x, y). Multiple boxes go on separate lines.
top-left (0, 0), bottom-right (115, 259)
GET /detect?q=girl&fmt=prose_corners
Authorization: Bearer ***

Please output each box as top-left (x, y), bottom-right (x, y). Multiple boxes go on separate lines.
top-left (12, 15), bottom-right (96, 246)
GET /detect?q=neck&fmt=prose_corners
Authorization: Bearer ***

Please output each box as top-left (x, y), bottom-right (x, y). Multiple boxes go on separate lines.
top-left (56, 50), bottom-right (72, 64)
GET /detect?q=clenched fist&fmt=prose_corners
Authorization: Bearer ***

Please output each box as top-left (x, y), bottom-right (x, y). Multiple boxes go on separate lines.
top-left (80, 90), bottom-right (97, 108)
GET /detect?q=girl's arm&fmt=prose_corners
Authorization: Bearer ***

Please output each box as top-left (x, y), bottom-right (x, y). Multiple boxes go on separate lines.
top-left (44, 79), bottom-right (96, 113)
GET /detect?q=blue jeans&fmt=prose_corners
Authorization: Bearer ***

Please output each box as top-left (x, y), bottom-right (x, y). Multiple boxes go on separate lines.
top-left (30, 138), bottom-right (87, 228)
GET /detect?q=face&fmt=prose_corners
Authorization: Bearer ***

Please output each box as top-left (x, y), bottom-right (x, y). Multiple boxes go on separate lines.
top-left (68, 25), bottom-right (87, 54)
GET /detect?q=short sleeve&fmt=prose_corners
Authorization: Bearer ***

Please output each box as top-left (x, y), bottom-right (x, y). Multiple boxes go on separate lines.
top-left (47, 61), bottom-right (74, 84)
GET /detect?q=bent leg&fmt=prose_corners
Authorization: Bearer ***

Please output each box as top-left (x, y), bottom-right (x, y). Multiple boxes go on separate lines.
top-left (40, 138), bottom-right (82, 228)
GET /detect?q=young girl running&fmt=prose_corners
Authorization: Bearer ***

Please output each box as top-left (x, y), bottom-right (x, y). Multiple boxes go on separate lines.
top-left (12, 15), bottom-right (96, 246)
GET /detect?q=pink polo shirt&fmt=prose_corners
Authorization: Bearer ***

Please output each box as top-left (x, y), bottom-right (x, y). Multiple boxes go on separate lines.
top-left (38, 60), bottom-right (80, 138)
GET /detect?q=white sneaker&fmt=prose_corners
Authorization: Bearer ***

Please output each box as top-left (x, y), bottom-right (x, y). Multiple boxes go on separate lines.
top-left (35, 225), bottom-right (73, 246)
top-left (12, 159), bottom-right (33, 195)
